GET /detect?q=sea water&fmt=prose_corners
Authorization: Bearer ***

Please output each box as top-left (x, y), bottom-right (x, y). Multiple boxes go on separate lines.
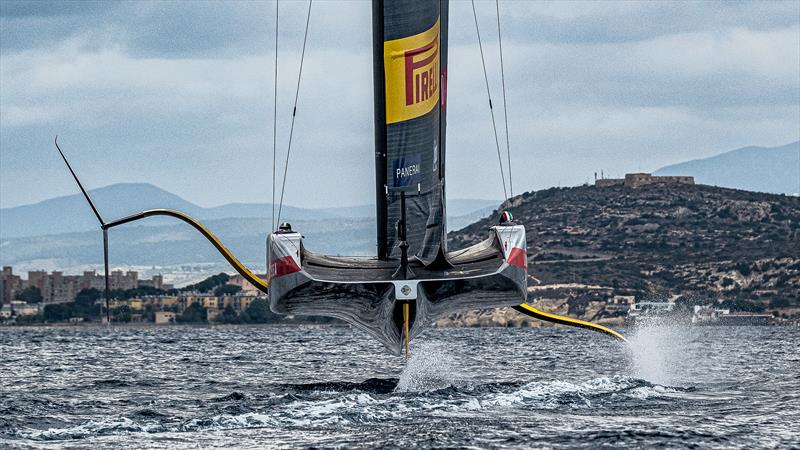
top-left (1, 324), bottom-right (798, 448)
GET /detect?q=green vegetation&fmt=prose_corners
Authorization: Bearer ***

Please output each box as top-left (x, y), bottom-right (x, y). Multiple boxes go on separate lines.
top-left (42, 303), bottom-right (72, 322)
top-left (182, 273), bottom-right (230, 293)
top-left (40, 288), bottom-right (103, 322)
top-left (243, 298), bottom-right (274, 323)
top-left (111, 305), bottom-right (133, 322)
top-left (177, 302), bottom-right (207, 323)
top-left (73, 289), bottom-right (102, 318)
top-left (110, 285), bottom-right (169, 300)
top-left (15, 286), bottom-right (42, 303)
top-left (105, 273), bottom-right (233, 300)
top-left (216, 304), bottom-right (240, 324)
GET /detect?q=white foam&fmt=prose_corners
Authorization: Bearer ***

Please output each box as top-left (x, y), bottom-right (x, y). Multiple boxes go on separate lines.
top-left (280, 392), bottom-right (402, 425)
top-left (18, 416), bottom-right (158, 440)
top-left (472, 376), bottom-right (675, 410)
top-left (395, 342), bottom-right (463, 392)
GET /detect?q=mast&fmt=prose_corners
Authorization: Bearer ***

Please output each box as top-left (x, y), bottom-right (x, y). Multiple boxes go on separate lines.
top-left (373, 0), bottom-right (389, 260)
top-left (437, 0), bottom-right (448, 248)
top-left (372, 0), bottom-right (448, 265)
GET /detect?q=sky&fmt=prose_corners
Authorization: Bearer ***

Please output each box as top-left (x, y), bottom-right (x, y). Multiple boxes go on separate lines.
top-left (1, 0), bottom-right (798, 209)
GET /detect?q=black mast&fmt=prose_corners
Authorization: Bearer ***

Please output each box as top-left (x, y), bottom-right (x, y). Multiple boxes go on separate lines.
top-left (372, 0), bottom-right (388, 260)
top-left (438, 0), bottom-right (449, 243)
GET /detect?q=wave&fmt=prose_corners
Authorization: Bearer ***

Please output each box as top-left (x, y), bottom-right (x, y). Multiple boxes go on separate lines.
top-left (282, 378), bottom-right (398, 395)
top-left (14, 375), bottom-right (690, 442)
top-left (211, 392), bottom-right (247, 402)
top-left (475, 376), bottom-right (686, 410)
top-left (18, 417), bottom-right (159, 441)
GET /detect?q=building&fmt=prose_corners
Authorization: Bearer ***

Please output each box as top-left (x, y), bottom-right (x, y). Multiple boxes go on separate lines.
top-left (81, 271), bottom-right (107, 291)
top-left (1, 266), bottom-right (23, 305)
top-left (27, 270), bottom-right (83, 304)
top-left (692, 305), bottom-right (772, 326)
top-left (138, 274), bottom-right (173, 290)
top-left (143, 295), bottom-right (180, 310)
top-left (595, 173), bottom-right (694, 188)
top-left (109, 270), bottom-right (138, 290)
top-left (11, 301), bottom-right (40, 317)
top-left (155, 311), bottom-right (176, 324)
top-left (1, 265), bottom-right (266, 322)
top-left (0, 301), bottom-right (41, 319)
top-left (626, 301), bottom-right (676, 325)
top-left (228, 273), bottom-right (268, 295)
top-left (1, 267), bottom-right (175, 305)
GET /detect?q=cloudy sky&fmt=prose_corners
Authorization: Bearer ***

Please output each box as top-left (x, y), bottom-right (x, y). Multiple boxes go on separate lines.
top-left (1, 0), bottom-right (798, 210)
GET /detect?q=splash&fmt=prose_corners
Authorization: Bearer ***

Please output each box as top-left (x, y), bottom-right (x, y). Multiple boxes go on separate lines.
top-left (395, 342), bottom-right (463, 392)
top-left (625, 314), bottom-right (695, 386)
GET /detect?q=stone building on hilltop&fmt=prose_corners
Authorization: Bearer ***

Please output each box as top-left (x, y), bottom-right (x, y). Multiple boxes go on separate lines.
top-left (595, 173), bottom-right (694, 188)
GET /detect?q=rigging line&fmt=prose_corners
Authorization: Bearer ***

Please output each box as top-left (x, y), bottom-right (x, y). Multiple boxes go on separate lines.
top-left (471, 0), bottom-right (508, 202)
top-left (272, 0), bottom-right (279, 232)
top-left (276, 0), bottom-right (312, 227)
top-left (269, 0), bottom-right (279, 280)
top-left (495, 0), bottom-right (512, 198)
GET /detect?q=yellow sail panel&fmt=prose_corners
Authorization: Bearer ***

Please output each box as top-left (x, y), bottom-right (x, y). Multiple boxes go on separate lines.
top-left (383, 18), bottom-right (440, 124)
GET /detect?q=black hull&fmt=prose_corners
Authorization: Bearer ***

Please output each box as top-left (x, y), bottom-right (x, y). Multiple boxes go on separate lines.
top-left (268, 226), bottom-right (527, 353)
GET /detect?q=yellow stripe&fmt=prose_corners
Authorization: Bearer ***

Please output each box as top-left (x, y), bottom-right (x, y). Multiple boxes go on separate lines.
top-left (384, 18), bottom-right (440, 123)
top-left (108, 209), bottom-right (270, 293)
top-left (514, 303), bottom-right (627, 342)
top-left (403, 303), bottom-right (410, 356)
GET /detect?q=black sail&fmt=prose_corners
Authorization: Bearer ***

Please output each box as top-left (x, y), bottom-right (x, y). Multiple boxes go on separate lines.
top-left (373, 0), bottom-right (449, 266)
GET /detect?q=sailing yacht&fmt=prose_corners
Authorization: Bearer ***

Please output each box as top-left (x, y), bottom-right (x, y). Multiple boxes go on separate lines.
top-left (268, 0), bottom-right (527, 353)
top-left (56, 0), bottom-right (625, 355)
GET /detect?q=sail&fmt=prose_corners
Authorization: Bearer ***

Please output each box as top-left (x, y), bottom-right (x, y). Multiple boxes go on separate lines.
top-left (373, 0), bottom-right (449, 265)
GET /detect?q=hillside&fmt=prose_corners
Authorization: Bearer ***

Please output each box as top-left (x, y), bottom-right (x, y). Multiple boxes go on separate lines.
top-left (654, 141), bottom-right (799, 195)
top-left (447, 182), bottom-right (800, 324)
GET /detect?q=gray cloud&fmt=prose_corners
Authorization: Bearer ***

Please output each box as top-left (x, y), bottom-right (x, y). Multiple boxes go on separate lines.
top-left (1, 0), bottom-right (798, 210)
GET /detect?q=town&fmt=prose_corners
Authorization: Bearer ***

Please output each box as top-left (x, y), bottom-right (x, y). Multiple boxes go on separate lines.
top-left (0, 266), bottom-right (279, 324)
top-left (2, 264), bottom-right (796, 327)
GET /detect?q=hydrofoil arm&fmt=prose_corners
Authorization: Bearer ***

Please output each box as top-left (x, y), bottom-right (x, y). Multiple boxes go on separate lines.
top-left (513, 303), bottom-right (627, 342)
top-left (103, 209), bottom-right (269, 293)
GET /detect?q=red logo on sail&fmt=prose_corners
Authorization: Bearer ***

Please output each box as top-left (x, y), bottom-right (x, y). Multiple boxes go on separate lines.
top-left (404, 36), bottom-right (438, 106)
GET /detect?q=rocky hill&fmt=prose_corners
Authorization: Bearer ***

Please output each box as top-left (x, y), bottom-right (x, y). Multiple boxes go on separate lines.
top-left (444, 182), bottom-right (800, 326)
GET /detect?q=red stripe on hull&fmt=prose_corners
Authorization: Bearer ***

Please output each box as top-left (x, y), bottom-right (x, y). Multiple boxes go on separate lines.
top-left (507, 247), bottom-right (527, 269)
top-left (271, 256), bottom-right (300, 278)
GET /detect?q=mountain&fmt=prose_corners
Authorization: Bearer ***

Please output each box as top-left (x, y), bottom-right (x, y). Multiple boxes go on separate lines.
top-left (0, 183), bottom-right (499, 239)
top-left (315, 198), bottom-right (498, 219)
top-left (0, 183), bottom-right (321, 239)
top-left (0, 209), bottom-right (498, 268)
top-left (654, 141), bottom-right (800, 195)
top-left (0, 183), bottom-right (499, 266)
top-left (0, 217), bottom-right (376, 269)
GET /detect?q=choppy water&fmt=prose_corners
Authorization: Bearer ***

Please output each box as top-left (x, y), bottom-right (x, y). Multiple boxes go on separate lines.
top-left (1, 323), bottom-right (798, 449)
